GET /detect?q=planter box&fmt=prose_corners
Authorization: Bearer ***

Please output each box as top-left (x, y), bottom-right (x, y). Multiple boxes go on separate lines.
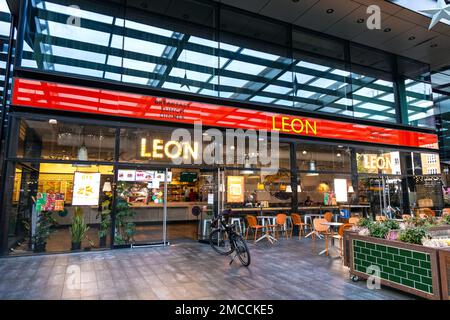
top-left (439, 248), bottom-right (450, 300)
top-left (346, 232), bottom-right (442, 300)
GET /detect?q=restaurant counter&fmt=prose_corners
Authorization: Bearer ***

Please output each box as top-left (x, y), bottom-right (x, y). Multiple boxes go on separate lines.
top-left (52, 202), bottom-right (207, 225)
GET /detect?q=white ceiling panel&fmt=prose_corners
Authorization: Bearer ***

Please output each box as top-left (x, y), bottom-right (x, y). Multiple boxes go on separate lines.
top-left (259, 0), bottom-right (320, 24)
top-left (293, 0), bottom-right (360, 32)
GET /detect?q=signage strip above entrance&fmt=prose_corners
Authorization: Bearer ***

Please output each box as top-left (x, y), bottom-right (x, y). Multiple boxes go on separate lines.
top-left (12, 77), bottom-right (438, 150)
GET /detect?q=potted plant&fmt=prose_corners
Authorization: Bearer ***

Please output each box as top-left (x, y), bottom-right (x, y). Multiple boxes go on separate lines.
top-left (70, 215), bottom-right (90, 250)
top-left (114, 196), bottom-right (136, 246)
top-left (32, 211), bottom-right (56, 253)
top-left (98, 199), bottom-right (111, 247)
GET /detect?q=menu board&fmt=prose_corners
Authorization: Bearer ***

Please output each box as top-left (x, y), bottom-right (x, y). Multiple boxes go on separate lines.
top-left (36, 192), bottom-right (65, 212)
top-left (227, 176), bottom-right (245, 203)
top-left (135, 170), bottom-right (155, 182)
top-left (334, 179), bottom-right (348, 203)
top-left (118, 170), bottom-right (136, 181)
top-left (72, 172), bottom-right (101, 206)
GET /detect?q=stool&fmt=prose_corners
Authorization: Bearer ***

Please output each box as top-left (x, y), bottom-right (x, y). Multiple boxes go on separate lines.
top-left (230, 217), bottom-right (244, 234)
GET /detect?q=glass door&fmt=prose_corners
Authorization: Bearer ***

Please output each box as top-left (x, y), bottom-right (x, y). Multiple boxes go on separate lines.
top-left (358, 176), bottom-right (403, 218)
top-left (115, 167), bottom-right (168, 247)
top-left (6, 163), bottom-right (39, 254)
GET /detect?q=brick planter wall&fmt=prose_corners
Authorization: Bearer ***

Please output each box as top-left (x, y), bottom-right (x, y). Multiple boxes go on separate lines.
top-left (347, 233), bottom-right (442, 300)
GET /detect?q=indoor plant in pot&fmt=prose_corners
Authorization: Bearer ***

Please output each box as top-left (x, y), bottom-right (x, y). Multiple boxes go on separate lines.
top-left (32, 210), bottom-right (56, 253)
top-left (98, 199), bottom-right (111, 247)
top-left (70, 214), bottom-right (90, 250)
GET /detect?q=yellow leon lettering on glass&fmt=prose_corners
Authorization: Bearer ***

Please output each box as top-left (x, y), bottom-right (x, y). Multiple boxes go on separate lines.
top-left (164, 141), bottom-right (182, 159)
top-left (291, 118), bottom-right (304, 134)
top-left (140, 138), bottom-right (152, 158)
top-left (305, 120), bottom-right (317, 135)
top-left (272, 116), bottom-right (281, 131)
top-left (281, 117), bottom-right (290, 132)
top-left (152, 139), bottom-right (164, 158)
top-left (183, 141), bottom-right (199, 160)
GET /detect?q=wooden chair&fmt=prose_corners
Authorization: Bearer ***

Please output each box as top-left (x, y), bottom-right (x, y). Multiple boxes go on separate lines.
top-left (245, 215), bottom-right (264, 243)
top-left (348, 217), bottom-right (359, 225)
top-left (313, 218), bottom-right (331, 255)
top-left (333, 223), bottom-right (353, 256)
top-left (324, 211), bottom-right (333, 222)
top-left (419, 208), bottom-right (436, 217)
top-left (376, 215), bottom-right (387, 222)
top-left (290, 213), bottom-right (308, 238)
top-left (274, 213), bottom-right (289, 239)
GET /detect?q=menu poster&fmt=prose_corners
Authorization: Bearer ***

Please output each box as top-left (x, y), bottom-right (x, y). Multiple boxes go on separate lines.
top-left (36, 192), bottom-right (47, 212)
top-left (72, 172), bottom-right (101, 206)
top-left (118, 170), bottom-right (136, 181)
top-left (155, 171), bottom-right (172, 183)
top-left (135, 170), bottom-right (155, 182)
top-left (227, 176), bottom-right (245, 203)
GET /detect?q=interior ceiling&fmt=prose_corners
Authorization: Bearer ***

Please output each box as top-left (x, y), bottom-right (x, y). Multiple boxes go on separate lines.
top-left (215, 0), bottom-right (450, 72)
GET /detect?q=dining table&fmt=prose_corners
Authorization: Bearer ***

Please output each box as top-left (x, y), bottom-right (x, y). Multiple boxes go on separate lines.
top-left (318, 221), bottom-right (344, 256)
top-left (255, 215), bottom-right (278, 244)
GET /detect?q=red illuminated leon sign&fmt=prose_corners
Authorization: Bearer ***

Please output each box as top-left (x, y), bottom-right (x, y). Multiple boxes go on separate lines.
top-left (12, 78), bottom-right (438, 150)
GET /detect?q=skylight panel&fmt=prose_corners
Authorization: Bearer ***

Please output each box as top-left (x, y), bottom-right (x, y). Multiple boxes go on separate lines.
top-left (241, 48), bottom-right (280, 61)
top-left (225, 60), bottom-right (266, 75)
top-left (319, 107), bottom-right (341, 113)
top-left (219, 42), bottom-right (240, 52)
top-left (122, 74), bottom-right (151, 85)
top-left (53, 64), bottom-right (103, 78)
top-left (49, 45), bottom-right (106, 64)
top-left (310, 78), bottom-right (336, 88)
top-left (180, 49), bottom-right (221, 68)
top-left (169, 68), bottom-right (212, 83)
top-left (297, 61), bottom-right (329, 72)
top-left (331, 69), bottom-right (350, 77)
top-left (44, 20), bottom-right (111, 46)
top-left (38, 2), bottom-right (113, 23)
top-left (217, 76), bottom-right (249, 88)
top-left (189, 36), bottom-right (219, 48)
top-left (250, 96), bottom-right (275, 104)
top-left (356, 103), bottom-right (390, 112)
top-left (263, 85), bottom-right (291, 95)
top-left (125, 20), bottom-right (174, 37)
top-left (0, 21), bottom-right (9, 37)
top-left (124, 37), bottom-right (168, 57)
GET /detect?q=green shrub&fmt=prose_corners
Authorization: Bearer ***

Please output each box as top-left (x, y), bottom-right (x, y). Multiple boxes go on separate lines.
top-left (441, 214), bottom-right (450, 225)
top-left (383, 219), bottom-right (400, 230)
top-left (357, 217), bottom-right (373, 228)
top-left (368, 222), bottom-right (390, 238)
top-left (398, 226), bottom-right (427, 245)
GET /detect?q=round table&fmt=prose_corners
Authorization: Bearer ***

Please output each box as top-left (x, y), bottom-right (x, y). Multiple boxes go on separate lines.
top-left (319, 221), bottom-right (344, 256)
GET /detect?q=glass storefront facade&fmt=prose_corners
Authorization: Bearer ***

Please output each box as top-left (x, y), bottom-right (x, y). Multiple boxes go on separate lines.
top-left (1, 111), bottom-right (442, 256)
top-left (0, 0), bottom-right (444, 256)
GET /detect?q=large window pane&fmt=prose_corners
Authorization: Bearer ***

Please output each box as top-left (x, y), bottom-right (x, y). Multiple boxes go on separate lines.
top-left (405, 79), bottom-right (435, 129)
top-left (296, 143), bottom-right (351, 173)
top-left (14, 118), bottom-right (116, 161)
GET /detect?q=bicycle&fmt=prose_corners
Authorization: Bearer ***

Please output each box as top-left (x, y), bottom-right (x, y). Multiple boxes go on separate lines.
top-left (209, 210), bottom-right (251, 267)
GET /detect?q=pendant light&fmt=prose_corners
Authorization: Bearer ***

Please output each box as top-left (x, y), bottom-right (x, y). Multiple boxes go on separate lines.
top-left (77, 126), bottom-right (88, 161)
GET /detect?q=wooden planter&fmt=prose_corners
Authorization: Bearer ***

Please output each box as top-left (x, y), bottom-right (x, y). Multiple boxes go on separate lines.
top-left (439, 248), bottom-right (450, 300)
top-left (346, 232), bottom-right (442, 300)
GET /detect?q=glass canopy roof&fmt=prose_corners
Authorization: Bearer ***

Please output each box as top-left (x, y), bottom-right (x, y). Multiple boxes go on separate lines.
top-left (13, 0), bottom-right (435, 128)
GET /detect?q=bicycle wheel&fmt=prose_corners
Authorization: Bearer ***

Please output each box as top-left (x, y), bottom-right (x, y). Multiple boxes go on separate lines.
top-left (233, 235), bottom-right (251, 267)
top-left (209, 229), bottom-right (233, 255)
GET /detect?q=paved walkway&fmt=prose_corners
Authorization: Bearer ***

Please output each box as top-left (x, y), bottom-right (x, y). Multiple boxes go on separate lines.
top-left (0, 238), bottom-right (414, 300)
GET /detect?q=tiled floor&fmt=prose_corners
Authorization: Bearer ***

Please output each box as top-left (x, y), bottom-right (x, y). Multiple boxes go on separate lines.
top-left (0, 237), bottom-right (415, 300)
